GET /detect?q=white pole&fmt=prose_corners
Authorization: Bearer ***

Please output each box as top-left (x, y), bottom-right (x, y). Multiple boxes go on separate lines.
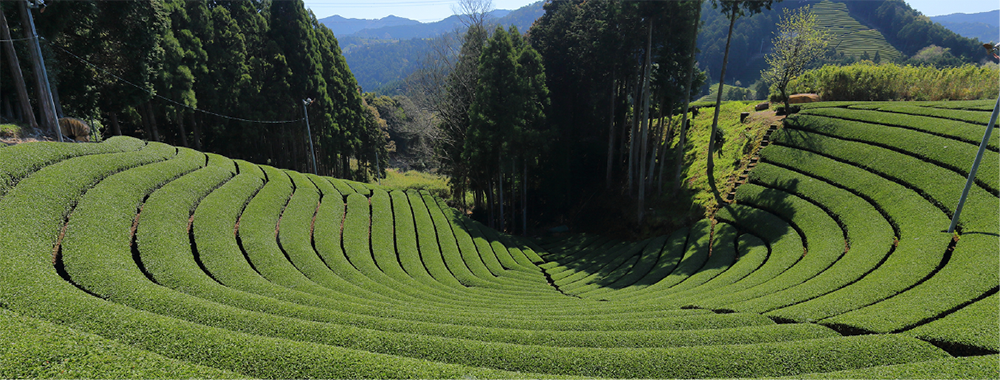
top-left (302, 99), bottom-right (318, 175)
top-left (21, 0), bottom-right (60, 142)
top-left (948, 95), bottom-right (999, 234)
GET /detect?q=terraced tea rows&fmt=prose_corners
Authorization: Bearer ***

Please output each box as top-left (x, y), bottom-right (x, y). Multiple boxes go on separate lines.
top-left (0, 99), bottom-right (996, 378)
top-left (812, 1), bottom-right (903, 62)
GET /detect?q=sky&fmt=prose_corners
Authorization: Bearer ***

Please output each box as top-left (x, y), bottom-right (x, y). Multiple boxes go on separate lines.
top-left (302, 0), bottom-right (1000, 22)
top-left (302, 0), bottom-right (543, 22)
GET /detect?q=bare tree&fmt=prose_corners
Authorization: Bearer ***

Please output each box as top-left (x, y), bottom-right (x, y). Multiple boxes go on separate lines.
top-left (453, 0), bottom-right (494, 29)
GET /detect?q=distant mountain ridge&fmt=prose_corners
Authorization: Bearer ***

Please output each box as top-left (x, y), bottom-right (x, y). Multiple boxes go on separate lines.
top-left (931, 10), bottom-right (999, 26)
top-left (320, 15), bottom-right (420, 37)
top-left (335, 2), bottom-right (545, 93)
top-left (321, 9), bottom-right (522, 40)
top-left (930, 10), bottom-right (999, 43)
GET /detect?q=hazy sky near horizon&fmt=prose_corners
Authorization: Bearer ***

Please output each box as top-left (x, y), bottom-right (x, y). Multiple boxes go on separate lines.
top-left (302, 0), bottom-right (999, 22)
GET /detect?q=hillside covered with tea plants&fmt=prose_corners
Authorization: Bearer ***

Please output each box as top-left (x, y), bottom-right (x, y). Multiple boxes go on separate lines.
top-left (0, 99), bottom-right (996, 378)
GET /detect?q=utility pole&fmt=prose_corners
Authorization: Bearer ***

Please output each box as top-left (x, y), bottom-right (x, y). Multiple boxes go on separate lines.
top-left (18, 0), bottom-right (60, 141)
top-left (0, 6), bottom-right (36, 130)
top-left (947, 44), bottom-right (1000, 234)
top-left (302, 98), bottom-right (318, 175)
top-left (948, 95), bottom-right (999, 234)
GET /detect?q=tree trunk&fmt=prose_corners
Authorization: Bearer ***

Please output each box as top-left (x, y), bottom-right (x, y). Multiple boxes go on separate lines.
top-left (50, 79), bottom-right (63, 118)
top-left (176, 112), bottom-right (189, 147)
top-left (649, 99), bottom-right (666, 181)
top-left (18, 0), bottom-right (58, 139)
top-left (707, 8), bottom-right (737, 206)
top-left (627, 71), bottom-right (641, 195)
top-left (605, 75), bottom-right (617, 189)
top-left (638, 20), bottom-right (653, 223)
top-left (2, 97), bottom-right (12, 120)
top-left (1, 7), bottom-right (37, 131)
top-left (522, 157), bottom-right (527, 236)
top-left (191, 112), bottom-right (202, 150)
top-left (657, 108), bottom-right (675, 195)
top-left (145, 102), bottom-right (160, 142)
top-left (109, 112), bottom-right (121, 136)
top-left (675, 1), bottom-right (703, 196)
top-left (498, 163), bottom-right (505, 232)
top-left (619, 82), bottom-right (629, 172)
top-left (487, 179), bottom-right (495, 229)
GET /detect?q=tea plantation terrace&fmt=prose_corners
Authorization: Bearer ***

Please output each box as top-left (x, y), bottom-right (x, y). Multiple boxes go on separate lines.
top-left (0, 99), bottom-right (996, 378)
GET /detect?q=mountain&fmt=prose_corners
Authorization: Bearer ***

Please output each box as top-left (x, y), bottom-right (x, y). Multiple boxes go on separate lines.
top-left (350, 9), bottom-right (522, 40)
top-left (695, 0), bottom-right (986, 89)
top-left (931, 10), bottom-right (999, 43)
top-left (340, 2), bottom-right (546, 93)
top-left (318, 15), bottom-right (420, 37)
top-left (931, 10), bottom-right (1000, 26)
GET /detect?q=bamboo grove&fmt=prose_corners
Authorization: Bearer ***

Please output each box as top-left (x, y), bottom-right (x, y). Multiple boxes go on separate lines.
top-left (0, 0), bottom-right (388, 180)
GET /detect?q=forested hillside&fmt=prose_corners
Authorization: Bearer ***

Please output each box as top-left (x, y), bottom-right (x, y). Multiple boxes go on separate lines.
top-left (341, 2), bottom-right (544, 92)
top-left (0, 0), bottom-right (386, 180)
top-left (696, 0), bottom-right (986, 87)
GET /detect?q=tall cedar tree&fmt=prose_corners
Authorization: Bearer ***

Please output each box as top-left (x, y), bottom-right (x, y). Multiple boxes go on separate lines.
top-left (437, 24), bottom-right (488, 208)
top-left (465, 26), bottom-right (548, 229)
top-left (530, 0), bottom-right (703, 216)
top-left (8, 0), bottom-right (383, 179)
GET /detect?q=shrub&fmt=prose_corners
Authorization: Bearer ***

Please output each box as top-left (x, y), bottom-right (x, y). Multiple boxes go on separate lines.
top-left (786, 61), bottom-right (999, 101)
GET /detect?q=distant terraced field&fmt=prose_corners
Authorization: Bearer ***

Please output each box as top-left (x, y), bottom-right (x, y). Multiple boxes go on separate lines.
top-left (0, 99), bottom-right (997, 378)
top-left (813, 0), bottom-right (903, 62)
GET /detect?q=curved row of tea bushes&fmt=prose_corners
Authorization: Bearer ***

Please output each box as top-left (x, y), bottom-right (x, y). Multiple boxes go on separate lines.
top-left (2, 98), bottom-right (996, 379)
top-left (133, 168), bottom-right (787, 349)
top-left (725, 162), bottom-right (895, 314)
top-left (875, 105), bottom-right (992, 125)
top-left (759, 142), bottom-right (950, 323)
top-left (771, 119), bottom-right (999, 332)
top-left (0, 136), bottom-right (145, 197)
top-left (0, 308), bottom-right (239, 378)
top-left (697, 184), bottom-right (847, 312)
top-left (686, 204), bottom-right (804, 309)
top-left (799, 107), bottom-right (999, 150)
top-left (20, 149), bottom-right (911, 380)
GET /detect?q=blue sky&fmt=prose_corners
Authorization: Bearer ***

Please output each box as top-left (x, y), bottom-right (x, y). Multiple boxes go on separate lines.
top-left (302, 0), bottom-right (540, 22)
top-left (302, 0), bottom-right (999, 22)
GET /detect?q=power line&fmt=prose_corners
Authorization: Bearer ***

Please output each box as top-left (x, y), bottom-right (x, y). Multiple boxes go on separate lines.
top-left (0, 35), bottom-right (37, 42)
top-left (44, 37), bottom-right (306, 125)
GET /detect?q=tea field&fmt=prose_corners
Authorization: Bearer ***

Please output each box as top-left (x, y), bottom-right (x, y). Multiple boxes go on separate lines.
top-left (812, 1), bottom-right (904, 62)
top-left (0, 100), bottom-right (996, 378)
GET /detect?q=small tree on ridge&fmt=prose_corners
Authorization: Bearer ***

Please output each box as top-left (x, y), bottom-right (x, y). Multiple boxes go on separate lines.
top-left (762, 6), bottom-right (830, 112)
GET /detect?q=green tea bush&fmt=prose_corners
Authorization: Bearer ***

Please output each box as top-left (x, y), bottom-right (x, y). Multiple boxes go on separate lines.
top-left (785, 62), bottom-right (999, 101)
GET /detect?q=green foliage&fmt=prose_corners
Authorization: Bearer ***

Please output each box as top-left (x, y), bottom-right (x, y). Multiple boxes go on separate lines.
top-left (762, 6), bottom-right (829, 109)
top-left (809, 1), bottom-right (901, 62)
top-left (0, 308), bottom-right (239, 378)
top-left (695, 0), bottom-right (984, 86)
top-left (673, 101), bottom-right (774, 208)
top-left (0, 124), bottom-right (22, 139)
top-left (904, 45), bottom-right (966, 68)
top-left (785, 61), bottom-right (1000, 101)
top-left (696, 83), bottom-right (759, 102)
top-left (19, 0), bottom-right (383, 180)
top-left (1, 101), bottom-right (996, 378)
top-left (377, 168), bottom-right (451, 198)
